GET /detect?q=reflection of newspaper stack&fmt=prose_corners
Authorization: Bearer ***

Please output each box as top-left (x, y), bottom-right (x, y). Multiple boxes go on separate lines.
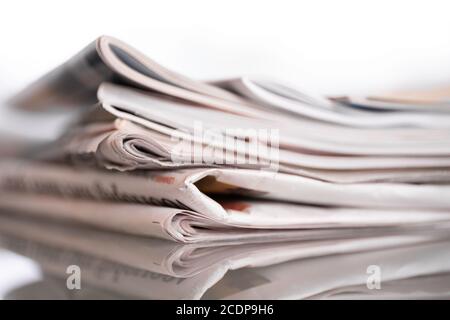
top-left (1, 214), bottom-right (450, 300)
top-left (1, 35), bottom-right (450, 244)
top-left (22, 271), bottom-right (449, 300)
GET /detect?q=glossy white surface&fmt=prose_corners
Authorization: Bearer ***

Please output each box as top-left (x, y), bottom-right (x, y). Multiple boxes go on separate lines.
top-left (0, 250), bottom-right (42, 299)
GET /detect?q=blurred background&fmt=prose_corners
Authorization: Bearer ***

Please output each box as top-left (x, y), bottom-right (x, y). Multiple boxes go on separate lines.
top-left (2, 0), bottom-right (450, 139)
top-left (1, 0), bottom-right (450, 298)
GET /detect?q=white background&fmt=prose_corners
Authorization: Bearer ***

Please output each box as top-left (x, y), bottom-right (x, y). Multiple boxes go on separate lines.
top-left (1, 0), bottom-right (450, 137)
top-left (2, 0), bottom-right (450, 95)
top-left (1, 0), bottom-right (450, 295)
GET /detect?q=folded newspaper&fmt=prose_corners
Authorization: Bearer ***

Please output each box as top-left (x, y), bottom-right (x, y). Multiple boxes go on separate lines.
top-left (2, 35), bottom-right (450, 245)
top-left (55, 83), bottom-right (450, 183)
top-left (3, 213), bottom-right (449, 278)
top-left (1, 159), bottom-right (450, 243)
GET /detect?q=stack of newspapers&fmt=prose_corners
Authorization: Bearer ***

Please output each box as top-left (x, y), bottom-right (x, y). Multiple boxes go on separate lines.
top-left (1, 35), bottom-right (450, 247)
